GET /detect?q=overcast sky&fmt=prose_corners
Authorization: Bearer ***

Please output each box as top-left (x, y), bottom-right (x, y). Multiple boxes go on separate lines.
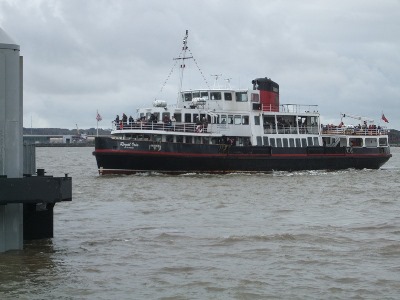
top-left (1, 0), bottom-right (400, 130)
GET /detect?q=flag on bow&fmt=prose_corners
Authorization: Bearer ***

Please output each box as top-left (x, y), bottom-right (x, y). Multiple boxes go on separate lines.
top-left (381, 113), bottom-right (389, 123)
top-left (96, 111), bottom-right (102, 122)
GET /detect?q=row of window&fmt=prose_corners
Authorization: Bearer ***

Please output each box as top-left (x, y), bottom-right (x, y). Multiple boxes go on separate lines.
top-left (259, 137), bottom-right (320, 147)
top-left (183, 91), bottom-right (256, 102)
top-left (139, 112), bottom-right (319, 129)
top-left (141, 112), bottom-right (251, 125)
top-left (122, 134), bottom-right (320, 147)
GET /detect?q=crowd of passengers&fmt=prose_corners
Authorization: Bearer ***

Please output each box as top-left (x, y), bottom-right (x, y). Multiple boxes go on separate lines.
top-left (322, 121), bottom-right (383, 134)
top-left (263, 118), bottom-right (317, 129)
top-left (262, 118), bottom-right (317, 134)
top-left (114, 113), bottom-right (208, 133)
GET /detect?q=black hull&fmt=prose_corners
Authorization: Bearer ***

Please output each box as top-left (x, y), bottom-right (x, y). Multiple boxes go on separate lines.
top-left (93, 137), bottom-right (392, 175)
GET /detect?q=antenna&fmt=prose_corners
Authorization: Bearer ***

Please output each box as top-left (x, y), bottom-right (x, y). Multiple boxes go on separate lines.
top-left (225, 78), bottom-right (232, 89)
top-left (211, 74), bottom-right (222, 88)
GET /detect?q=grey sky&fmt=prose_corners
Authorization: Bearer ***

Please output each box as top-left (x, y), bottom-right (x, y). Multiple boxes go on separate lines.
top-left (1, 0), bottom-right (399, 129)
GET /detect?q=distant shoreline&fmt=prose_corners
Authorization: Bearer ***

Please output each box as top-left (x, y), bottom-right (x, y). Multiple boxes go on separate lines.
top-left (33, 143), bottom-right (94, 147)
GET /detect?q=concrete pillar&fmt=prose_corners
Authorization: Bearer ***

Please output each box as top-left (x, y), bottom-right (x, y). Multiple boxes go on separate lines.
top-left (0, 27), bottom-right (23, 252)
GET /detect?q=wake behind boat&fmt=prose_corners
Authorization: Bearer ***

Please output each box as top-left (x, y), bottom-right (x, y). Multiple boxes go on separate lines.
top-left (93, 30), bottom-right (391, 175)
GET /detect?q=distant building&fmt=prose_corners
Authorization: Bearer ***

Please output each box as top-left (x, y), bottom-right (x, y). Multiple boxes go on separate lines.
top-left (24, 135), bottom-right (74, 144)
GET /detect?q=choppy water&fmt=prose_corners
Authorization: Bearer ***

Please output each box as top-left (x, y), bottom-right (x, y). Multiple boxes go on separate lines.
top-left (1, 147), bottom-right (400, 299)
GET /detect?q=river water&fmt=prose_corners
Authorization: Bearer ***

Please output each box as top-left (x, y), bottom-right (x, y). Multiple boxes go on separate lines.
top-left (1, 147), bottom-right (400, 299)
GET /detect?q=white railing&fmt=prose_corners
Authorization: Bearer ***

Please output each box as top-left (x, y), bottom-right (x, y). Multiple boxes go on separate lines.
top-left (262, 104), bottom-right (319, 113)
top-left (322, 127), bottom-right (388, 136)
top-left (112, 121), bottom-right (209, 134)
top-left (263, 125), bottom-right (319, 134)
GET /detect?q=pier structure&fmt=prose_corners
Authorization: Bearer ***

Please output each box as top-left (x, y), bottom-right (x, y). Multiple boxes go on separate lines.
top-left (0, 28), bottom-right (71, 252)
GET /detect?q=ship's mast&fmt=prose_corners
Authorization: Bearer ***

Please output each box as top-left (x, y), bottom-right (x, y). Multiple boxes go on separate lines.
top-left (174, 30), bottom-right (193, 103)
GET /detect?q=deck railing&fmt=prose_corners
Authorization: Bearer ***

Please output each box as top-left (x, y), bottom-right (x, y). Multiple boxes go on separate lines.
top-left (263, 125), bottom-right (319, 135)
top-left (112, 122), bottom-right (388, 136)
top-left (112, 121), bottom-right (208, 133)
top-left (322, 127), bottom-right (388, 136)
top-left (262, 104), bottom-right (319, 113)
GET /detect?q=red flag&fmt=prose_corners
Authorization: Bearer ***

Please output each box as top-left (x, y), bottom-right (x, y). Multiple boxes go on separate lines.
top-left (382, 114), bottom-right (389, 123)
top-left (96, 112), bottom-right (102, 122)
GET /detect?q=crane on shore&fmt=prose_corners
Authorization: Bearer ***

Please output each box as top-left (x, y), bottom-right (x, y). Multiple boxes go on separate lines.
top-left (73, 124), bottom-right (87, 142)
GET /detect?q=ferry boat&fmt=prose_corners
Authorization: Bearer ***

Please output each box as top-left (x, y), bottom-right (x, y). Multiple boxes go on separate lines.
top-left (93, 31), bottom-right (391, 175)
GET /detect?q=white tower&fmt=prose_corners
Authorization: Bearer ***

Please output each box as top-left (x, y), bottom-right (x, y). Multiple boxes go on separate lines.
top-left (0, 27), bottom-right (23, 251)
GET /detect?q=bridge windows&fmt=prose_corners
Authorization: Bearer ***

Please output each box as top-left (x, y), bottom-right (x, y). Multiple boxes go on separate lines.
top-left (236, 92), bottom-right (248, 102)
top-left (234, 115), bottom-right (242, 125)
top-left (184, 93), bottom-right (192, 102)
top-left (210, 92), bottom-right (222, 100)
top-left (224, 92), bottom-right (232, 101)
top-left (200, 91), bottom-right (209, 100)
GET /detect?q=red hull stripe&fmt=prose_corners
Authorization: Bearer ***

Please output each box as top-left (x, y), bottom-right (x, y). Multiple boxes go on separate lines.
top-left (93, 149), bottom-right (389, 158)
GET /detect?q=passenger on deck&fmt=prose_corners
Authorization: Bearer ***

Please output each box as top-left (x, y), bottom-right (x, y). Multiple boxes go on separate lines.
top-left (195, 116), bottom-right (203, 132)
top-left (202, 117), bottom-right (208, 130)
top-left (195, 116), bottom-right (202, 125)
top-left (149, 113), bottom-right (157, 123)
top-left (122, 113), bottom-right (128, 126)
top-left (163, 115), bottom-right (171, 124)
